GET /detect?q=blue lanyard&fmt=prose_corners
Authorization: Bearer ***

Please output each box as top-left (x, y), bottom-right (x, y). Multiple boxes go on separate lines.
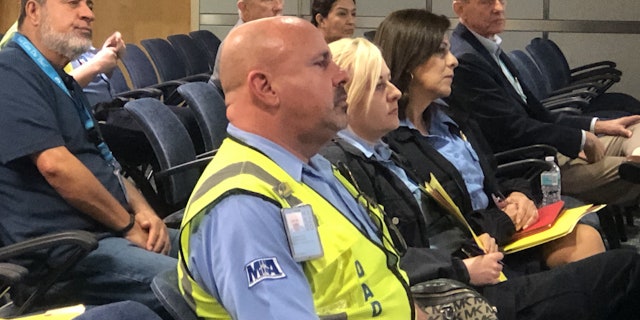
top-left (13, 33), bottom-right (118, 167)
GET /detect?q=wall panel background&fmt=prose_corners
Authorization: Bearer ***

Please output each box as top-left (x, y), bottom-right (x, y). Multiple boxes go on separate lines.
top-left (2, 0), bottom-right (639, 97)
top-left (195, 0), bottom-right (640, 97)
top-left (0, 0), bottom-right (190, 45)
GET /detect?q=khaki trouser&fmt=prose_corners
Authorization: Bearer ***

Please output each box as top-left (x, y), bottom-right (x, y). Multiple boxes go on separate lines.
top-left (558, 123), bottom-right (640, 205)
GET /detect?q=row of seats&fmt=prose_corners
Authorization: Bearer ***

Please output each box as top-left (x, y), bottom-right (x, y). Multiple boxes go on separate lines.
top-left (100, 30), bottom-right (226, 218)
top-left (507, 37), bottom-right (628, 119)
top-left (123, 82), bottom-right (228, 220)
top-left (111, 30), bottom-right (222, 105)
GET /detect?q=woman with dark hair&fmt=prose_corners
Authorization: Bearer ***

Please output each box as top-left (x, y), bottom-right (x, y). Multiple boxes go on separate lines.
top-left (311, 0), bottom-right (356, 43)
top-left (374, 8), bottom-right (605, 269)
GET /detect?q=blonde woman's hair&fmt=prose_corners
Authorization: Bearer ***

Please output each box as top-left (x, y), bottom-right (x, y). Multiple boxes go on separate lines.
top-left (329, 37), bottom-right (384, 118)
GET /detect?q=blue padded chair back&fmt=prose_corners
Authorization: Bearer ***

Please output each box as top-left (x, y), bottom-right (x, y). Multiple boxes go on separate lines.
top-left (141, 38), bottom-right (188, 82)
top-left (124, 98), bottom-right (200, 206)
top-left (526, 38), bottom-right (570, 91)
top-left (508, 50), bottom-right (549, 101)
top-left (151, 269), bottom-right (197, 320)
top-left (120, 43), bottom-right (160, 89)
top-left (363, 30), bottom-right (376, 41)
top-left (177, 82), bottom-right (229, 151)
top-left (189, 30), bottom-right (221, 70)
top-left (167, 34), bottom-right (212, 75)
top-left (110, 66), bottom-right (131, 94)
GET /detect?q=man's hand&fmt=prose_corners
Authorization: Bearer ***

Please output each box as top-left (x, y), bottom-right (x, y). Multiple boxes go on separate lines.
top-left (502, 192), bottom-right (538, 230)
top-left (594, 115), bottom-right (640, 137)
top-left (102, 31), bottom-right (126, 59)
top-left (583, 131), bottom-right (605, 163)
top-left (462, 252), bottom-right (504, 286)
top-left (90, 47), bottom-right (119, 75)
top-left (124, 222), bottom-right (150, 249)
top-left (134, 210), bottom-right (171, 255)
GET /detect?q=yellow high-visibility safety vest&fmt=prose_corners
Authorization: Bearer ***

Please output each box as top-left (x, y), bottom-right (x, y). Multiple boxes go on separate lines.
top-left (178, 137), bottom-right (414, 319)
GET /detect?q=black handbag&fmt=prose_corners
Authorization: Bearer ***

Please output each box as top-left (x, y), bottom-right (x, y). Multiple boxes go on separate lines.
top-left (411, 278), bottom-right (498, 320)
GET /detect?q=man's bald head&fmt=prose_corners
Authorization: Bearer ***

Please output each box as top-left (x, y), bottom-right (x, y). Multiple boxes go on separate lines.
top-left (238, 0), bottom-right (284, 22)
top-left (219, 16), bottom-right (314, 93)
top-left (220, 16), bottom-right (349, 162)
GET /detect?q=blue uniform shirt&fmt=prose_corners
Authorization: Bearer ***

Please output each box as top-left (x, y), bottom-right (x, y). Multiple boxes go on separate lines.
top-left (337, 129), bottom-right (424, 212)
top-left (188, 124), bottom-right (381, 319)
top-left (400, 102), bottom-right (489, 211)
top-left (69, 48), bottom-right (115, 106)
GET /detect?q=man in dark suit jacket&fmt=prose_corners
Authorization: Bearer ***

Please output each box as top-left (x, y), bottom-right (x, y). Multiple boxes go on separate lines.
top-left (448, 0), bottom-right (640, 205)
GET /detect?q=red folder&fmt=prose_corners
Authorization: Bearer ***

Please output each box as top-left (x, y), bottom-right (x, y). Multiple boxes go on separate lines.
top-left (512, 200), bottom-right (565, 240)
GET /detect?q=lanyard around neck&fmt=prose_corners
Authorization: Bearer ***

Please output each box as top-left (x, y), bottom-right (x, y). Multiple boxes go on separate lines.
top-left (13, 33), bottom-right (117, 165)
top-left (13, 33), bottom-right (71, 97)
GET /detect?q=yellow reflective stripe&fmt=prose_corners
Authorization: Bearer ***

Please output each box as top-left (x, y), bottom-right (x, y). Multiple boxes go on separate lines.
top-left (190, 161), bottom-right (302, 206)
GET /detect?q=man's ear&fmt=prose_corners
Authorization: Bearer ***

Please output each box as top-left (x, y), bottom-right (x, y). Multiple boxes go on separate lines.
top-left (25, 0), bottom-right (42, 26)
top-left (247, 70), bottom-right (280, 109)
top-left (452, 0), bottom-right (465, 18)
top-left (314, 13), bottom-right (325, 27)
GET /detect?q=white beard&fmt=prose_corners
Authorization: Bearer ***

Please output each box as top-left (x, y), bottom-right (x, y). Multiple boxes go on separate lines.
top-left (38, 10), bottom-right (92, 60)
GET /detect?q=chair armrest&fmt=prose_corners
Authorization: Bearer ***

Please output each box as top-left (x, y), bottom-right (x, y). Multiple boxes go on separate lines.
top-left (180, 73), bottom-right (211, 83)
top-left (196, 149), bottom-right (218, 159)
top-left (546, 106), bottom-right (584, 115)
top-left (494, 144), bottom-right (557, 165)
top-left (570, 70), bottom-right (621, 86)
top-left (541, 96), bottom-right (590, 111)
top-left (115, 87), bottom-right (163, 100)
top-left (496, 159), bottom-right (554, 181)
top-left (154, 157), bottom-right (214, 180)
top-left (547, 83), bottom-right (600, 99)
top-left (149, 80), bottom-right (188, 105)
top-left (0, 263), bottom-right (29, 286)
top-left (570, 61), bottom-right (617, 75)
top-left (0, 231), bottom-right (98, 261)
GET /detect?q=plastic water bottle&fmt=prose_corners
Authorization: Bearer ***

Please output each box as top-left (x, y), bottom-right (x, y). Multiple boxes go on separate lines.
top-left (540, 156), bottom-right (561, 206)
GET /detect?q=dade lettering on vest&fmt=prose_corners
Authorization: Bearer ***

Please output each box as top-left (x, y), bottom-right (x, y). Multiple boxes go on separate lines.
top-left (355, 260), bottom-right (382, 316)
top-left (246, 257), bottom-right (286, 288)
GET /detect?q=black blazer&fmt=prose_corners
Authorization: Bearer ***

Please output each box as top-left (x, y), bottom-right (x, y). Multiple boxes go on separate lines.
top-left (383, 104), bottom-right (531, 244)
top-left (321, 138), bottom-right (473, 285)
top-left (448, 23), bottom-right (592, 158)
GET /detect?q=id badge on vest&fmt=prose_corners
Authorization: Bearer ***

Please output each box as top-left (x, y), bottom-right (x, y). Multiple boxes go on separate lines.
top-left (281, 204), bottom-right (324, 262)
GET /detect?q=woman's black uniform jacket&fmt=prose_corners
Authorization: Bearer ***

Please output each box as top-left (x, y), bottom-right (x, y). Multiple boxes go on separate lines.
top-left (320, 104), bottom-right (533, 285)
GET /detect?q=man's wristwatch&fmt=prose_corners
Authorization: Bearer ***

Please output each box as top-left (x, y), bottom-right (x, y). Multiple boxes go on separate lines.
top-left (116, 213), bottom-right (136, 236)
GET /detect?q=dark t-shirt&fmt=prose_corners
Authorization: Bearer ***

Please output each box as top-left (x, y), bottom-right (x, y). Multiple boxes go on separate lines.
top-left (0, 41), bottom-right (127, 246)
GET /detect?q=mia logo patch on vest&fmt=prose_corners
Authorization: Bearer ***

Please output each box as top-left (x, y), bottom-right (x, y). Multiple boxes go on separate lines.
top-left (246, 257), bottom-right (286, 288)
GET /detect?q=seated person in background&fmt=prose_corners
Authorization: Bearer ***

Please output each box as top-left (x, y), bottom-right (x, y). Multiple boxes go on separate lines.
top-left (374, 9), bottom-right (604, 269)
top-left (179, 16), bottom-right (425, 319)
top-left (67, 31), bottom-right (125, 105)
top-left (322, 34), bottom-right (640, 320)
top-left (209, 0), bottom-right (284, 89)
top-left (448, 0), bottom-right (640, 200)
top-left (0, 0), bottom-right (176, 316)
top-left (0, 21), bottom-right (18, 48)
top-left (3, 21), bottom-right (124, 103)
top-left (310, 0), bottom-right (356, 43)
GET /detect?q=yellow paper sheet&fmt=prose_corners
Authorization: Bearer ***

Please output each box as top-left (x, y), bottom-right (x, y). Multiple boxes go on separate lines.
top-left (1, 305), bottom-right (85, 320)
top-left (425, 174), bottom-right (507, 282)
top-left (502, 204), bottom-right (606, 254)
